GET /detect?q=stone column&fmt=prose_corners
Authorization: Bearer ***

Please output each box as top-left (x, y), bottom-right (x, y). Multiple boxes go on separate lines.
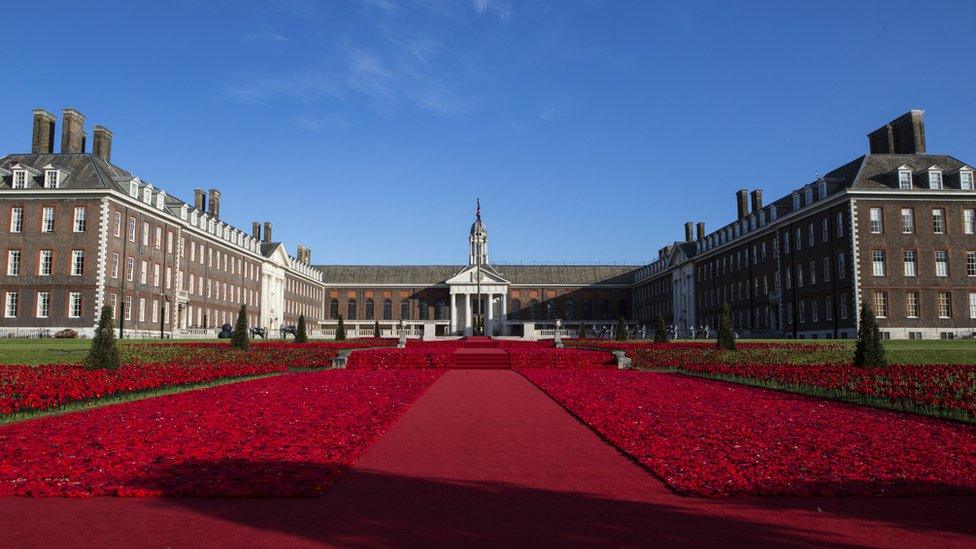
top-left (464, 293), bottom-right (472, 336)
top-left (449, 293), bottom-right (457, 334)
top-left (486, 293), bottom-right (494, 336)
top-left (501, 294), bottom-right (508, 335)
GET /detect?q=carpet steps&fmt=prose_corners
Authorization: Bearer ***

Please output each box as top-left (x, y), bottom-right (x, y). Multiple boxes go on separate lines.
top-left (450, 337), bottom-right (510, 369)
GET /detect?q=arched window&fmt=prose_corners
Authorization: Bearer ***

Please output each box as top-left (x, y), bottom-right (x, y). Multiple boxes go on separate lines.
top-left (565, 299), bottom-right (575, 320)
top-left (435, 299), bottom-right (446, 320)
top-left (618, 299), bottom-right (628, 319)
top-left (383, 299), bottom-right (392, 320)
top-left (510, 299), bottom-right (521, 320)
top-left (546, 300), bottom-right (556, 320)
top-left (583, 299), bottom-right (592, 319)
top-left (400, 299), bottom-right (410, 320)
top-left (528, 299), bottom-right (539, 320)
top-left (599, 299), bottom-right (610, 319)
top-left (365, 299), bottom-right (375, 320)
top-left (329, 299), bottom-right (339, 319)
top-left (419, 300), bottom-right (428, 320)
top-left (347, 299), bottom-right (357, 320)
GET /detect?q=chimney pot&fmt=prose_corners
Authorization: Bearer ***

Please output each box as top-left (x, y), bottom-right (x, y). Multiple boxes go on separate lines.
top-left (31, 109), bottom-right (56, 154)
top-left (251, 222), bottom-right (261, 240)
top-left (696, 222), bottom-right (705, 241)
top-left (263, 222), bottom-right (273, 243)
top-left (735, 189), bottom-right (749, 220)
top-left (60, 108), bottom-right (86, 153)
top-left (92, 125), bottom-right (113, 163)
top-left (684, 222), bottom-right (694, 242)
top-left (194, 189), bottom-right (206, 212)
top-left (208, 188), bottom-right (221, 219)
top-left (750, 189), bottom-right (763, 214)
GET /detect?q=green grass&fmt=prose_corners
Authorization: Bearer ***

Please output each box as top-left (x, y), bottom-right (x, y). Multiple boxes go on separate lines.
top-left (0, 338), bottom-right (224, 366)
top-left (653, 338), bottom-right (976, 365)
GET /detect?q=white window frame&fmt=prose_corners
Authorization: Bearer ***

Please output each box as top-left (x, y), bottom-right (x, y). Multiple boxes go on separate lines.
top-left (869, 208), bottom-right (883, 234)
top-left (68, 292), bottom-right (82, 319)
top-left (36, 291), bottom-right (50, 318)
top-left (935, 250), bottom-right (949, 277)
top-left (964, 209), bottom-right (975, 235)
top-left (7, 249), bottom-right (21, 276)
top-left (42, 207), bottom-right (55, 232)
top-left (937, 292), bottom-right (951, 319)
top-left (5, 292), bottom-right (18, 318)
top-left (38, 250), bottom-right (52, 276)
top-left (44, 170), bottom-right (60, 188)
top-left (904, 250), bottom-right (917, 277)
top-left (73, 206), bottom-right (86, 232)
top-left (898, 169), bottom-right (913, 189)
top-left (928, 169), bottom-right (943, 190)
top-left (71, 250), bottom-right (84, 276)
top-left (9, 207), bottom-right (24, 233)
top-left (900, 208), bottom-right (913, 234)
top-left (961, 170), bottom-right (974, 191)
top-left (872, 250), bottom-right (885, 277)
top-left (932, 209), bottom-right (945, 234)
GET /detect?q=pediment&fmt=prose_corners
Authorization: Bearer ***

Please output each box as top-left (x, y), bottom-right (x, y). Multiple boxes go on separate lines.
top-left (446, 264), bottom-right (509, 285)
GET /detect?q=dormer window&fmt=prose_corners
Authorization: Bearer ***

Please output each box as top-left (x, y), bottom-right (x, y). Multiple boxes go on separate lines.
top-left (44, 170), bottom-right (60, 188)
top-left (791, 192), bottom-right (800, 211)
top-left (961, 169), bottom-right (974, 191)
top-left (190, 210), bottom-right (198, 225)
top-left (898, 168), bottom-right (913, 189)
top-left (769, 207), bottom-right (777, 221)
top-left (804, 187), bottom-right (813, 205)
top-left (12, 170), bottom-right (27, 189)
top-left (817, 180), bottom-right (827, 199)
top-left (180, 204), bottom-right (188, 220)
top-left (928, 168), bottom-right (943, 190)
top-left (155, 192), bottom-right (166, 210)
top-left (142, 187), bottom-right (153, 204)
top-left (129, 180), bottom-right (139, 197)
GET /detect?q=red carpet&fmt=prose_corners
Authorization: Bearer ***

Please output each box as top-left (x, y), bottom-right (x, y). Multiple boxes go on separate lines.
top-left (450, 337), bottom-right (510, 369)
top-left (0, 370), bottom-right (973, 547)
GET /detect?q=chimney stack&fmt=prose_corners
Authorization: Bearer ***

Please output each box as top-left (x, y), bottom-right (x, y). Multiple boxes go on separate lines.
top-left (297, 245), bottom-right (310, 264)
top-left (736, 189), bottom-right (749, 220)
top-left (31, 109), bottom-right (56, 154)
top-left (263, 222), bottom-right (273, 243)
top-left (750, 189), bottom-right (763, 214)
top-left (92, 126), bottom-right (113, 162)
top-left (208, 189), bottom-right (221, 219)
top-left (868, 110), bottom-right (926, 154)
top-left (60, 108), bottom-right (86, 153)
top-left (194, 189), bottom-right (206, 212)
top-left (684, 222), bottom-right (694, 242)
top-left (696, 222), bottom-right (705, 241)
top-left (251, 222), bottom-right (261, 240)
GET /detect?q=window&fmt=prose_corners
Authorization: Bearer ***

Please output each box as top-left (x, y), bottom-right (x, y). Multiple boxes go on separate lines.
top-left (511, 299), bottom-right (521, 320)
top-left (811, 299), bottom-right (818, 322)
top-left (799, 300), bottom-right (806, 324)
top-left (39, 250), bottom-right (52, 276)
top-left (869, 208), bottom-right (883, 233)
top-left (114, 211), bottom-right (122, 237)
top-left (142, 221), bottom-right (149, 246)
top-left (383, 299), bottom-right (392, 320)
top-left (329, 299), bottom-right (339, 319)
top-left (823, 257), bottom-right (831, 283)
top-left (583, 299), bottom-right (592, 319)
top-left (126, 256), bottom-right (134, 281)
top-left (906, 292), bottom-right (920, 318)
top-left (73, 207), bottom-right (86, 232)
top-left (138, 298), bottom-right (146, 322)
top-left (6, 250), bottom-right (20, 275)
top-left (400, 299), bottom-right (409, 320)
top-left (124, 296), bottom-right (132, 320)
top-left (967, 251), bottom-right (976, 277)
top-left (154, 226), bottom-right (162, 249)
top-left (792, 193), bottom-right (800, 210)
top-left (898, 169), bottom-right (913, 189)
top-left (904, 250), bottom-right (917, 277)
top-left (837, 253), bottom-right (845, 279)
top-left (821, 218), bottom-right (828, 242)
top-left (796, 265), bottom-right (803, 287)
top-left (365, 299), bottom-right (374, 320)
top-left (840, 294), bottom-right (848, 319)
top-left (932, 209), bottom-right (945, 234)
top-left (565, 299), bottom-right (575, 320)
top-left (545, 300), bottom-right (556, 320)
top-left (5, 292), bottom-right (18, 317)
top-left (71, 250), bottom-right (84, 276)
top-left (9, 207), bottom-right (23, 233)
top-left (795, 227), bottom-right (802, 250)
top-left (964, 210), bottom-right (975, 234)
top-left (937, 292), bottom-right (952, 318)
top-left (901, 208), bottom-right (914, 233)
top-left (436, 300), bottom-right (447, 320)
top-left (872, 250), bottom-right (885, 276)
top-left (347, 299), bottom-right (357, 320)
top-left (140, 260), bottom-right (148, 284)
top-left (836, 211), bottom-right (844, 237)
top-left (418, 300), bottom-right (428, 320)
top-left (929, 169), bottom-right (943, 189)
top-left (825, 296), bottom-right (833, 322)
top-left (153, 263), bottom-right (160, 287)
top-left (42, 207), bottom-right (55, 232)
top-left (36, 291), bottom-right (50, 318)
top-left (809, 260), bottom-right (816, 285)
top-left (961, 170), bottom-right (974, 190)
top-left (970, 293), bottom-right (976, 319)
top-left (935, 251), bottom-right (949, 277)
top-left (67, 292), bottom-right (82, 318)
top-left (783, 233), bottom-right (790, 254)
top-left (12, 170), bottom-right (27, 188)
top-left (874, 292), bottom-right (888, 318)
top-left (785, 268), bottom-right (792, 290)
top-left (128, 217), bottom-right (136, 241)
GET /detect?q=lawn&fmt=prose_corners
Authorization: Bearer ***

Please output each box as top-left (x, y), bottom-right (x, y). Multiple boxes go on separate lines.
top-left (0, 338), bottom-right (223, 365)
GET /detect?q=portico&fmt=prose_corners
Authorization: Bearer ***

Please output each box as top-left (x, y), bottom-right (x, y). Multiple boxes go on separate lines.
top-left (448, 280), bottom-right (509, 336)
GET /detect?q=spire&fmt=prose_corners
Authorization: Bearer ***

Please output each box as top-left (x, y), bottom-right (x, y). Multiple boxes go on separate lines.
top-left (476, 198), bottom-right (481, 220)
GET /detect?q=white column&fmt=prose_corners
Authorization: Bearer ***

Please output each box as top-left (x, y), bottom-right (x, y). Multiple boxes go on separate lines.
top-left (464, 293), bottom-right (472, 336)
top-left (449, 293), bottom-right (457, 334)
top-left (486, 293), bottom-right (494, 336)
top-left (501, 294), bottom-right (507, 335)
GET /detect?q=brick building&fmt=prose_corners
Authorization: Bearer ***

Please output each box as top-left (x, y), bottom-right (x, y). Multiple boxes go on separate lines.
top-left (2, 107), bottom-right (973, 339)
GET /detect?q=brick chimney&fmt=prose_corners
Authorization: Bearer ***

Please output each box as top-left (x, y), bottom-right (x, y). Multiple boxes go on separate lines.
top-left (31, 109), bottom-right (56, 154)
top-left (696, 222), bottom-right (705, 241)
top-left (207, 189), bottom-right (221, 219)
top-left (60, 108), bottom-right (86, 153)
top-left (868, 110), bottom-right (925, 154)
top-left (92, 126), bottom-right (113, 162)
top-left (736, 189), bottom-right (749, 220)
top-left (750, 189), bottom-right (763, 214)
top-left (684, 222), bottom-right (694, 242)
top-left (251, 222), bottom-right (261, 240)
top-left (194, 189), bottom-right (206, 212)
top-left (263, 222), bottom-right (273, 243)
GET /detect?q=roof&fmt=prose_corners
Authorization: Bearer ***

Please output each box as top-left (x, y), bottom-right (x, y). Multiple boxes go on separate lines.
top-left (313, 264), bottom-right (638, 285)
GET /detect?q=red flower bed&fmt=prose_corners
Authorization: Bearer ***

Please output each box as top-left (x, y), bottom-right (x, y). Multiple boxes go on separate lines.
top-left (347, 340), bottom-right (614, 369)
top-left (508, 348), bottom-right (615, 369)
top-left (523, 369), bottom-right (976, 497)
top-left (126, 339), bottom-right (397, 367)
top-left (566, 340), bottom-right (852, 366)
top-left (0, 369), bottom-right (442, 497)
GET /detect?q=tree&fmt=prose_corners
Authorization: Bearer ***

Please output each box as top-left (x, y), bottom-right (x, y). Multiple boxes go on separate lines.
top-left (578, 323), bottom-right (588, 339)
top-left (654, 314), bottom-right (669, 343)
top-left (614, 316), bottom-right (628, 341)
top-left (373, 320), bottom-right (381, 338)
top-left (335, 315), bottom-right (347, 340)
top-left (716, 302), bottom-right (735, 350)
top-left (854, 301), bottom-right (886, 367)
top-left (231, 304), bottom-right (249, 350)
top-left (86, 305), bottom-right (121, 370)
top-left (295, 314), bottom-right (308, 343)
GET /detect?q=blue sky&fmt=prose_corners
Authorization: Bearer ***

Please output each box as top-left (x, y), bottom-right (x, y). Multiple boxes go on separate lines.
top-left (3, 0), bottom-right (974, 265)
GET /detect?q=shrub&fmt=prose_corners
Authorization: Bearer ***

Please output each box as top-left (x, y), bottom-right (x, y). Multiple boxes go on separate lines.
top-left (336, 315), bottom-right (347, 341)
top-left (373, 320), bottom-right (381, 338)
top-left (578, 323), bottom-right (588, 339)
top-left (231, 304), bottom-right (249, 350)
top-left (615, 317), bottom-right (628, 341)
top-left (85, 306), bottom-right (121, 370)
top-left (854, 301), bottom-right (886, 367)
top-left (295, 314), bottom-right (308, 343)
top-left (654, 314), bottom-right (668, 343)
top-left (717, 303), bottom-right (735, 350)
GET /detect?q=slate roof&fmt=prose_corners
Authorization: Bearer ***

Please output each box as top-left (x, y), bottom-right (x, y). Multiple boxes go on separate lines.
top-left (313, 264), bottom-right (638, 286)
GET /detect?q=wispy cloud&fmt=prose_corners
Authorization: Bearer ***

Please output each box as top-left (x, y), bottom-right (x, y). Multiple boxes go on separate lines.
top-left (264, 0), bottom-right (316, 19)
top-left (247, 31), bottom-right (291, 44)
top-left (290, 114), bottom-right (351, 132)
top-left (471, 0), bottom-right (512, 22)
